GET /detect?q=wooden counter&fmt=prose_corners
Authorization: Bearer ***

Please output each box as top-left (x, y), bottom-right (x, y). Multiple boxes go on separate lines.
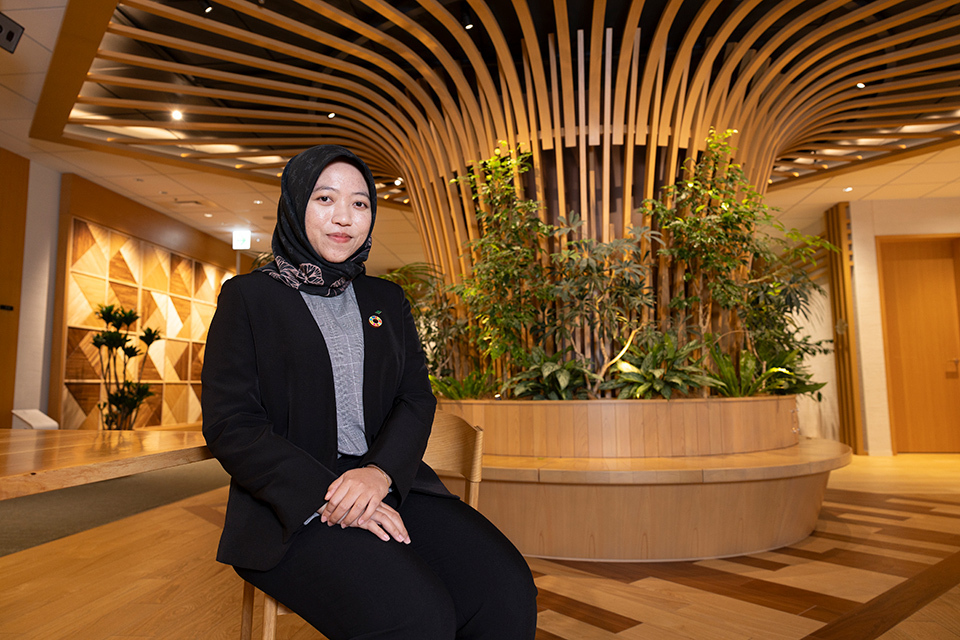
top-left (0, 429), bottom-right (211, 500)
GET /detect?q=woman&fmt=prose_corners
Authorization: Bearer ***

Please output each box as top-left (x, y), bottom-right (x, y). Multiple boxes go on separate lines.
top-left (202, 145), bottom-right (537, 639)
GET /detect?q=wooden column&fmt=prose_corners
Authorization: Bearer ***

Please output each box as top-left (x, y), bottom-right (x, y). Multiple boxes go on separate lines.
top-left (0, 149), bottom-right (30, 429)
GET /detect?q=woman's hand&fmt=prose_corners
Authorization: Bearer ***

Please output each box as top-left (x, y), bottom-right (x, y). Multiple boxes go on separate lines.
top-left (355, 502), bottom-right (410, 543)
top-left (321, 466), bottom-right (392, 529)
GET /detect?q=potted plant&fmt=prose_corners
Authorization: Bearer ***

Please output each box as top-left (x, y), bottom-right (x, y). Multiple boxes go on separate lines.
top-left (92, 304), bottom-right (162, 430)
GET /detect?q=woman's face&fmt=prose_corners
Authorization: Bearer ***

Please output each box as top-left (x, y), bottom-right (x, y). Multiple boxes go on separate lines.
top-left (304, 161), bottom-right (372, 263)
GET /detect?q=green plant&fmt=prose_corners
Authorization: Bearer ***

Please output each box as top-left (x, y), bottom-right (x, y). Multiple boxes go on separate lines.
top-left (505, 347), bottom-right (599, 400)
top-left (92, 304), bottom-right (162, 430)
top-left (548, 215), bottom-right (655, 375)
top-left (601, 329), bottom-right (716, 400)
top-left (380, 262), bottom-right (466, 378)
top-left (646, 129), bottom-right (833, 357)
top-left (706, 343), bottom-right (824, 398)
top-left (451, 144), bottom-right (554, 378)
top-left (429, 370), bottom-right (499, 400)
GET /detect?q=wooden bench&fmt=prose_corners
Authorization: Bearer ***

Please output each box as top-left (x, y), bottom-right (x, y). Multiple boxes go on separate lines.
top-left (473, 438), bottom-right (851, 562)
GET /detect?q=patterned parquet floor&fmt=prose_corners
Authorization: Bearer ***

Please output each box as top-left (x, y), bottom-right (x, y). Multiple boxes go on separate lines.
top-left (0, 454), bottom-right (957, 639)
top-left (530, 488), bottom-right (960, 639)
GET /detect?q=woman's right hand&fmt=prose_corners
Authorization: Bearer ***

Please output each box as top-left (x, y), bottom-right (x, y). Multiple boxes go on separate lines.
top-left (353, 501), bottom-right (410, 544)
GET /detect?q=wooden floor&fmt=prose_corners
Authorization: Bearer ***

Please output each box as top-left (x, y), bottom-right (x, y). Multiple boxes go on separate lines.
top-left (0, 454), bottom-right (958, 639)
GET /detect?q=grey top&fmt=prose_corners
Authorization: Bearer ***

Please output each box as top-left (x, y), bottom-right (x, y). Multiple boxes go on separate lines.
top-left (300, 283), bottom-right (367, 456)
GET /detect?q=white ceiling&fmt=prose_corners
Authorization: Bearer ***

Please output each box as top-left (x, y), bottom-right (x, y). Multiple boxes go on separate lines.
top-left (0, 0), bottom-right (425, 274)
top-left (766, 144), bottom-right (960, 235)
top-left (2, 1), bottom-right (958, 267)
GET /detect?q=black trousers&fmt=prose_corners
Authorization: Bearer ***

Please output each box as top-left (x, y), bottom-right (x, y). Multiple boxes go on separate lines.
top-left (235, 491), bottom-right (538, 640)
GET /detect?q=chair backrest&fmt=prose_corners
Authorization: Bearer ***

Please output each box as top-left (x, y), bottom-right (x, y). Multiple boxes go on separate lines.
top-left (422, 410), bottom-right (483, 509)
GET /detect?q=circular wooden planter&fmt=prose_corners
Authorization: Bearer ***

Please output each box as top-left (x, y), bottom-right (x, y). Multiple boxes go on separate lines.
top-left (438, 396), bottom-right (850, 562)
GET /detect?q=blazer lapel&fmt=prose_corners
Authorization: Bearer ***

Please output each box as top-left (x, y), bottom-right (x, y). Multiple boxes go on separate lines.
top-left (353, 276), bottom-right (390, 437)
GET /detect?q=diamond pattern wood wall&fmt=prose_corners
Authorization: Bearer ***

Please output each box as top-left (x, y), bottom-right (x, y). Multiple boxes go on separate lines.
top-left (62, 217), bottom-right (233, 430)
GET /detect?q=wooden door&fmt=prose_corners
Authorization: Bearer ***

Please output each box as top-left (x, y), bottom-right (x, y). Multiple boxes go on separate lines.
top-left (879, 237), bottom-right (960, 453)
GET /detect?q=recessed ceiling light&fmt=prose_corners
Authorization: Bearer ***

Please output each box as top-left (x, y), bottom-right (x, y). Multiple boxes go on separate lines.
top-left (172, 110), bottom-right (183, 120)
top-left (253, 199), bottom-right (263, 205)
top-left (856, 82), bottom-right (866, 89)
top-left (327, 112), bottom-right (336, 119)
top-left (394, 178), bottom-right (403, 186)
top-left (843, 187), bottom-right (853, 192)
top-left (403, 198), bottom-right (410, 204)
top-left (204, 213), bottom-right (213, 218)
top-left (383, 194), bottom-right (390, 199)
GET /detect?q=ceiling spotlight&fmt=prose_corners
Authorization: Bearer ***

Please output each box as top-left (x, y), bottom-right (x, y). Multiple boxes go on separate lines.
top-left (253, 199), bottom-right (263, 205)
top-left (200, 0), bottom-right (213, 14)
top-left (394, 178), bottom-right (403, 186)
top-left (204, 213), bottom-right (213, 218)
top-left (327, 112), bottom-right (336, 118)
top-left (384, 194), bottom-right (390, 199)
top-left (171, 109), bottom-right (183, 120)
top-left (462, 6), bottom-right (474, 30)
top-left (843, 187), bottom-right (853, 193)
top-left (403, 198), bottom-right (410, 204)
top-left (856, 82), bottom-right (866, 89)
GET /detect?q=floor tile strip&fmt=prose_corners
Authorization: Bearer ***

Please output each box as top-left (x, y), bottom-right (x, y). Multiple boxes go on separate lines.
top-left (801, 549), bottom-right (960, 640)
top-left (536, 588), bottom-right (641, 633)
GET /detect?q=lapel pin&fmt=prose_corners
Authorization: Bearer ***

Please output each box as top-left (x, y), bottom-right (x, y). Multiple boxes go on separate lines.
top-left (368, 310), bottom-right (383, 327)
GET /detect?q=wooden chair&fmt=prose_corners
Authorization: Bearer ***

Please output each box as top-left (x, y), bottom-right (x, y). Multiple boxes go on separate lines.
top-left (239, 410), bottom-right (483, 640)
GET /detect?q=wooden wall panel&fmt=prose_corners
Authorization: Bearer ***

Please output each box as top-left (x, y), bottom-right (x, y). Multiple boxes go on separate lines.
top-left (49, 175), bottom-right (244, 429)
top-left (0, 149), bottom-right (30, 430)
top-left (825, 204), bottom-right (866, 454)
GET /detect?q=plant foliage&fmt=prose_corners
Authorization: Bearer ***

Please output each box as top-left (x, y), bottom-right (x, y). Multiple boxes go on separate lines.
top-left (505, 347), bottom-right (599, 400)
top-left (92, 304), bottom-right (162, 430)
top-left (601, 329), bottom-right (716, 400)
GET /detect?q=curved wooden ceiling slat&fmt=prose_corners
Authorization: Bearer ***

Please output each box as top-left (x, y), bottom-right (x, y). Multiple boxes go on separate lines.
top-left (31, 0), bottom-right (960, 278)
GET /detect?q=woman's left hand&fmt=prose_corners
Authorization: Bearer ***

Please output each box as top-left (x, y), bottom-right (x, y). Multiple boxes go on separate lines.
top-left (320, 467), bottom-right (391, 528)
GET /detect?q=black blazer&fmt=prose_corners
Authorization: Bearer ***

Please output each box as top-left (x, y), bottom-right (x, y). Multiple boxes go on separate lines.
top-left (201, 271), bottom-right (448, 571)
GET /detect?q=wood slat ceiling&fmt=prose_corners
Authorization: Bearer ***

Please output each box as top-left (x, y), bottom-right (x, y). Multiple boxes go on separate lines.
top-left (31, 0), bottom-right (960, 263)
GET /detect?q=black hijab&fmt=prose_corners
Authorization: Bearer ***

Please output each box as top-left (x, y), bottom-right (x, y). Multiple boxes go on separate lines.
top-left (259, 145), bottom-right (377, 296)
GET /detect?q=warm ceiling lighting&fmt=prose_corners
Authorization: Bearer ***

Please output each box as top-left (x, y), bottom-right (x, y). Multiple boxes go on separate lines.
top-left (254, 199), bottom-right (263, 205)
top-left (856, 82), bottom-right (866, 89)
top-left (403, 198), bottom-right (410, 204)
top-left (383, 194), bottom-right (390, 199)
top-left (327, 112), bottom-right (336, 118)
top-left (200, 0), bottom-right (213, 13)
top-left (171, 110), bottom-right (183, 120)
top-left (394, 178), bottom-right (403, 186)
top-left (843, 187), bottom-right (853, 193)
top-left (204, 213), bottom-right (213, 218)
